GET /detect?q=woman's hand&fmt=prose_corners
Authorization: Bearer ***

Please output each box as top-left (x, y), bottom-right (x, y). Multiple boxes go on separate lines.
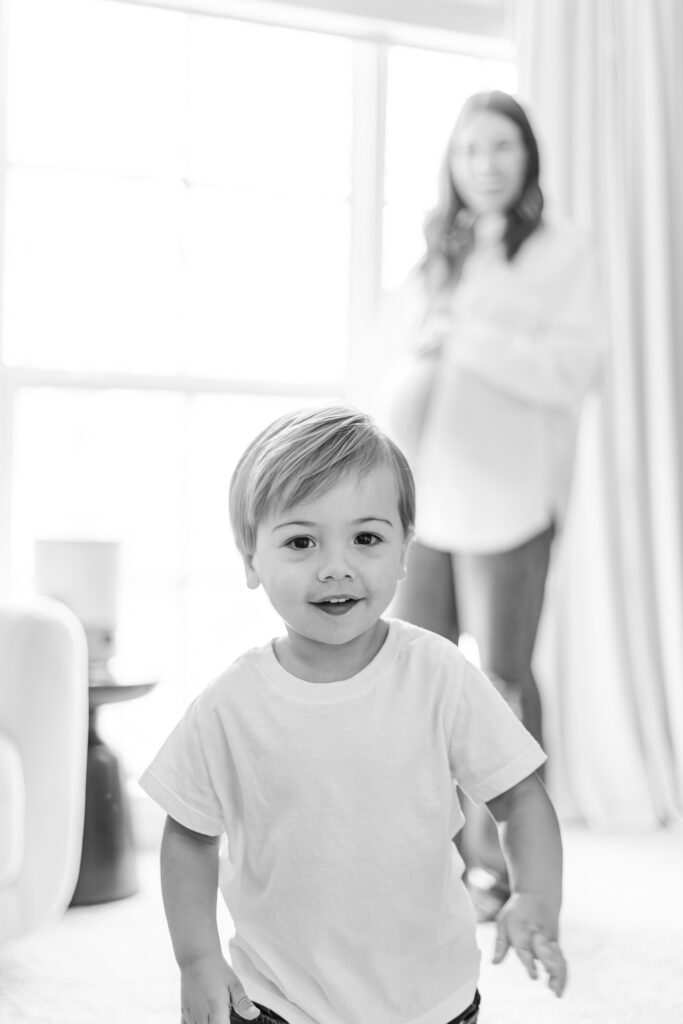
top-left (415, 313), bottom-right (453, 355)
top-left (180, 952), bottom-right (260, 1023)
top-left (492, 892), bottom-right (567, 997)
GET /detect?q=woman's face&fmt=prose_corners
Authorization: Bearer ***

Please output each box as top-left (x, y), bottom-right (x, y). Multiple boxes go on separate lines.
top-left (449, 109), bottom-right (528, 216)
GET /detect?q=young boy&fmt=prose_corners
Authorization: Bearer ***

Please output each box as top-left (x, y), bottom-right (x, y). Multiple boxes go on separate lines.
top-left (140, 405), bottom-right (567, 1024)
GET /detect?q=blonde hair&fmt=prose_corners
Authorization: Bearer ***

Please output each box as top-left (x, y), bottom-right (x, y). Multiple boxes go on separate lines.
top-left (229, 405), bottom-right (415, 556)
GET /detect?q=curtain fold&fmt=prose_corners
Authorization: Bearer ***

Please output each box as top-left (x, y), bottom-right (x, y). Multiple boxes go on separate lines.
top-left (515, 0), bottom-right (683, 827)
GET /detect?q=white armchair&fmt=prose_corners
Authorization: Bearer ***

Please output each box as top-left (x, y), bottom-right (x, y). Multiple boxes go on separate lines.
top-left (0, 598), bottom-right (88, 944)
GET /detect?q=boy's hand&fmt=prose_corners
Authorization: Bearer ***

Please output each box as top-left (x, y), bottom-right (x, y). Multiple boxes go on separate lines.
top-left (492, 892), bottom-right (567, 997)
top-left (180, 953), bottom-right (260, 1023)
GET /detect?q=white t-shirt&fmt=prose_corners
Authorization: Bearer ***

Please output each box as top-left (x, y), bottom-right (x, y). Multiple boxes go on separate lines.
top-left (140, 619), bottom-right (546, 1024)
top-left (377, 222), bottom-right (604, 553)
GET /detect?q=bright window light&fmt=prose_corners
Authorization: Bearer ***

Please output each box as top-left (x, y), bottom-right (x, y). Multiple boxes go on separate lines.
top-left (3, 0), bottom-right (352, 380)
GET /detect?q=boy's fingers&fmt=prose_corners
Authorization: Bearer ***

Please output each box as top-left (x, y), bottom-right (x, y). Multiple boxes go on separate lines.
top-left (532, 932), bottom-right (561, 964)
top-left (492, 927), bottom-right (510, 964)
top-left (229, 981), bottom-right (261, 1020)
top-left (549, 970), bottom-right (567, 998)
top-left (531, 933), bottom-right (568, 997)
top-left (493, 920), bottom-right (567, 994)
top-left (514, 944), bottom-right (538, 980)
top-left (232, 1001), bottom-right (260, 1021)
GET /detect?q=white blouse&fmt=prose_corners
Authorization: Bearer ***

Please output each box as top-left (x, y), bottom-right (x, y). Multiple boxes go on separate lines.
top-left (378, 221), bottom-right (604, 553)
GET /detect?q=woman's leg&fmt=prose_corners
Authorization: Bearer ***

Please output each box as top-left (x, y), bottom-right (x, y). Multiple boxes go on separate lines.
top-left (453, 523), bottom-right (554, 744)
top-left (453, 524), bottom-right (554, 893)
top-left (391, 539), bottom-right (459, 643)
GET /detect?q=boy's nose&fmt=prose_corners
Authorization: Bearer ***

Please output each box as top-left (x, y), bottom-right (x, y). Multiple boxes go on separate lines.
top-left (317, 552), bottom-right (356, 581)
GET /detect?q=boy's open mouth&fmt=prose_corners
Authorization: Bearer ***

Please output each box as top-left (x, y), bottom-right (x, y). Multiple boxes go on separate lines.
top-left (312, 597), bottom-right (360, 616)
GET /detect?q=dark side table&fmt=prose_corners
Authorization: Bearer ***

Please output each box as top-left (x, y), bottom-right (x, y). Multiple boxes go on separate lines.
top-left (70, 680), bottom-right (156, 906)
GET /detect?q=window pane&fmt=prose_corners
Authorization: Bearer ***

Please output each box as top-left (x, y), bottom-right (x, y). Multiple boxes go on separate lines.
top-left (187, 18), bottom-right (352, 198)
top-left (184, 189), bottom-right (349, 383)
top-left (3, 168), bottom-right (186, 372)
top-left (382, 49), bottom-right (517, 290)
top-left (3, 0), bottom-right (353, 381)
top-left (7, 0), bottom-right (187, 177)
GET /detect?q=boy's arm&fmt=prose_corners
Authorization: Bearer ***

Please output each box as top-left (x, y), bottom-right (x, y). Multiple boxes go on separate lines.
top-left (485, 772), bottom-right (568, 997)
top-left (161, 815), bottom-right (260, 1022)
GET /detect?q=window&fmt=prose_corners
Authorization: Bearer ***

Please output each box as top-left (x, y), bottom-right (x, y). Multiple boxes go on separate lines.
top-left (0, 0), bottom-right (515, 768)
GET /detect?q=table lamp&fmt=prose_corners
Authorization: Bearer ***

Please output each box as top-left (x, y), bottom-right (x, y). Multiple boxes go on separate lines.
top-left (34, 538), bottom-right (121, 684)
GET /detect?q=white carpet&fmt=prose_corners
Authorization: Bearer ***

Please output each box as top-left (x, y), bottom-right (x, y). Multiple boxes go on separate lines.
top-left (1, 825), bottom-right (682, 1023)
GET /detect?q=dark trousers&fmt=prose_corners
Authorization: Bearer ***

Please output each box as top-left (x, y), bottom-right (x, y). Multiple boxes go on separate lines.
top-left (231, 989), bottom-right (481, 1024)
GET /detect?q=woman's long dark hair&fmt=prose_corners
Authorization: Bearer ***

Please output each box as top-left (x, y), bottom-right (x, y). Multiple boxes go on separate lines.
top-left (420, 91), bottom-right (544, 290)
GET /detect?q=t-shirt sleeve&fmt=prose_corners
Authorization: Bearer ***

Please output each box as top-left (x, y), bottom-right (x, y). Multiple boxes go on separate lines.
top-left (447, 659), bottom-right (547, 804)
top-left (139, 696), bottom-right (225, 836)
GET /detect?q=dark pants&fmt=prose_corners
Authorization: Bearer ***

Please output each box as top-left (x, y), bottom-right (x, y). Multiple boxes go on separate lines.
top-left (231, 989), bottom-right (481, 1024)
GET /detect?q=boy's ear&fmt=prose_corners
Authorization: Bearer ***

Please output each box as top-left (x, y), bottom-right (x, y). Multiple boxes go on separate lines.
top-left (398, 529), bottom-right (415, 581)
top-left (242, 552), bottom-right (261, 590)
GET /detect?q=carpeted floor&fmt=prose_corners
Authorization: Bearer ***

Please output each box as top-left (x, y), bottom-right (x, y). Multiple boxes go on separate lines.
top-left (1, 824), bottom-right (682, 1023)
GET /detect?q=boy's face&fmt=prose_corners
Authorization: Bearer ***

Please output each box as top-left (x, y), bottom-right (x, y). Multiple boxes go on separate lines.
top-left (243, 464), bottom-right (412, 674)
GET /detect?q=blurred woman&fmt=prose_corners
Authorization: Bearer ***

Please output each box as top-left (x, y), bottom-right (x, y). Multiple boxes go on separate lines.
top-left (378, 91), bottom-right (603, 919)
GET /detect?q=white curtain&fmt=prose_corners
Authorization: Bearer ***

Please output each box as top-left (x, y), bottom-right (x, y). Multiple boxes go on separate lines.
top-left (516, 0), bottom-right (683, 828)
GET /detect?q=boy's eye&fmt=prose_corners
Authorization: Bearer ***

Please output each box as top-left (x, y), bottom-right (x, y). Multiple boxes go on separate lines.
top-left (286, 536), bottom-right (315, 550)
top-left (355, 532), bottom-right (381, 546)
